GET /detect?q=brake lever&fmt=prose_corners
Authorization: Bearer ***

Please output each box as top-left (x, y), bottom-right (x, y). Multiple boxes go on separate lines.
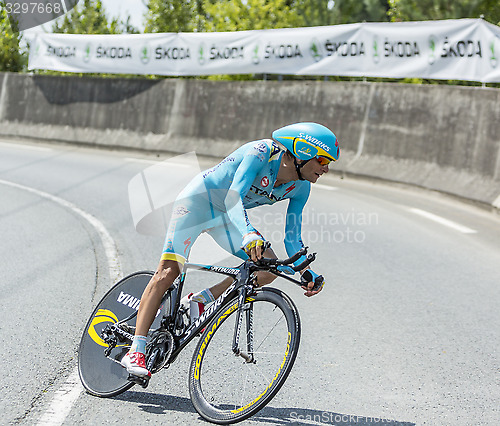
top-left (262, 241), bottom-right (272, 251)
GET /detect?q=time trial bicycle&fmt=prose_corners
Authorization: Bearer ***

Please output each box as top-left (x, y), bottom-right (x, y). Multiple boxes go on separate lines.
top-left (78, 244), bottom-right (321, 424)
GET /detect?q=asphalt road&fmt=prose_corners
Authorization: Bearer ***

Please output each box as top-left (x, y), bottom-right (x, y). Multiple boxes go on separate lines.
top-left (0, 138), bottom-right (499, 426)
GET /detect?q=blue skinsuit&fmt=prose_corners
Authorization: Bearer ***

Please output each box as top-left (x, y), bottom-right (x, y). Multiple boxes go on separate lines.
top-left (162, 139), bottom-right (310, 265)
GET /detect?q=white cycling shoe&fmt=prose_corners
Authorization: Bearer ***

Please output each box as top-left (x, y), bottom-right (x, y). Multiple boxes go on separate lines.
top-left (120, 352), bottom-right (151, 378)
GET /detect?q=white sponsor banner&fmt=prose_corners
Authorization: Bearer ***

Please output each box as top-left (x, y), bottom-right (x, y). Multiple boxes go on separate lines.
top-left (28, 19), bottom-right (500, 82)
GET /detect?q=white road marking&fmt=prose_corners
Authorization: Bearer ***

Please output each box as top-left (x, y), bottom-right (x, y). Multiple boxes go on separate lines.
top-left (36, 369), bottom-right (81, 426)
top-left (124, 157), bottom-right (160, 165)
top-left (0, 179), bottom-right (123, 425)
top-left (0, 141), bottom-right (53, 151)
top-left (408, 207), bottom-right (477, 234)
top-left (312, 184), bottom-right (338, 191)
top-left (124, 157), bottom-right (191, 168)
top-left (492, 194), bottom-right (500, 209)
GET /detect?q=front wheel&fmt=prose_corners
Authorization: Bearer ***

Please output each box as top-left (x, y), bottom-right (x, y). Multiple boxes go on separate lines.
top-left (188, 288), bottom-right (301, 424)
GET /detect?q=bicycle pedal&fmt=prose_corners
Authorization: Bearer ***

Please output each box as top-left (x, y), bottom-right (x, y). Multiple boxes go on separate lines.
top-left (127, 374), bottom-right (150, 389)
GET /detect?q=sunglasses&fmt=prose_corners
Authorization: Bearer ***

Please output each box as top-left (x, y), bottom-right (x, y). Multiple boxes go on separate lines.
top-left (315, 156), bottom-right (332, 166)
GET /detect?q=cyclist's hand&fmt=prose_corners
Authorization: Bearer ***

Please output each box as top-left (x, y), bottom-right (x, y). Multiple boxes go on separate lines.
top-left (242, 233), bottom-right (265, 263)
top-left (300, 269), bottom-right (325, 297)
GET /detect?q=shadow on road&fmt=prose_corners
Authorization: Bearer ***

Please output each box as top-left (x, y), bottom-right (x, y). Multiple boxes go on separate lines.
top-left (115, 391), bottom-right (415, 425)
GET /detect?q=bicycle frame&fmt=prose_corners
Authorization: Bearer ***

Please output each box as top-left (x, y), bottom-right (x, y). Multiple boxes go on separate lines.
top-left (83, 243), bottom-right (316, 402)
top-left (161, 260), bottom-right (254, 364)
top-left (109, 246), bottom-right (313, 372)
top-left (161, 253), bottom-right (309, 365)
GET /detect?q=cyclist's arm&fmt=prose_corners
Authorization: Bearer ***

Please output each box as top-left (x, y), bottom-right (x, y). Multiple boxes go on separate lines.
top-left (285, 186), bottom-right (325, 296)
top-left (284, 183), bottom-right (311, 267)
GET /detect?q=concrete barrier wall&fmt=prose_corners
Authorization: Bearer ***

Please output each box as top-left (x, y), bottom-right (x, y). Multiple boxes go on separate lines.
top-left (1, 72), bottom-right (499, 208)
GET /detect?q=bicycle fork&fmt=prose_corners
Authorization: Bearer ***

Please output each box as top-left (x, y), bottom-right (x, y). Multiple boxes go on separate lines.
top-left (232, 286), bottom-right (256, 364)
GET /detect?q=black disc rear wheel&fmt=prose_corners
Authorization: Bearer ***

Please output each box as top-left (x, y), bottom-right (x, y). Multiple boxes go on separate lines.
top-left (78, 271), bottom-right (166, 397)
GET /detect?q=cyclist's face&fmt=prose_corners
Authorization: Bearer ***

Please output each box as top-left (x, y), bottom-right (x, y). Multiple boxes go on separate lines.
top-left (299, 157), bottom-right (329, 183)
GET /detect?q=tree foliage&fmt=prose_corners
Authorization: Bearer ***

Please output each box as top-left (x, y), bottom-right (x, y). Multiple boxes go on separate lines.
top-left (144, 0), bottom-right (201, 32)
top-left (143, 0), bottom-right (391, 33)
top-left (202, 0), bottom-right (305, 31)
top-left (144, 0), bottom-right (306, 32)
top-left (0, 3), bottom-right (26, 72)
top-left (294, 0), bottom-right (336, 27)
top-left (142, 0), bottom-right (500, 31)
top-left (388, 0), bottom-right (500, 25)
top-left (52, 0), bottom-right (138, 34)
top-left (326, 0), bottom-right (390, 24)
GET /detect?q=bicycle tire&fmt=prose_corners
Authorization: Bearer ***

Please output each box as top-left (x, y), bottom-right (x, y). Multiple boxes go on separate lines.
top-left (78, 271), bottom-right (166, 397)
top-left (188, 287), bottom-right (301, 424)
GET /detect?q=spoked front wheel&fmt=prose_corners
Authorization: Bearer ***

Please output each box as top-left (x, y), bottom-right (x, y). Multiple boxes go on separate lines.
top-left (188, 288), bottom-right (301, 424)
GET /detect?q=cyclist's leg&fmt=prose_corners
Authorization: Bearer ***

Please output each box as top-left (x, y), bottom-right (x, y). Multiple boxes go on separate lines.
top-left (122, 258), bottom-right (182, 378)
top-left (134, 202), bottom-right (199, 336)
top-left (135, 259), bottom-right (181, 336)
top-left (124, 195), bottom-right (214, 375)
top-left (138, 192), bottom-right (219, 330)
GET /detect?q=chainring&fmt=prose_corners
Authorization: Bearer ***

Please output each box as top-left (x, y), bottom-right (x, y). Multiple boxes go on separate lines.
top-left (147, 330), bottom-right (175, 373)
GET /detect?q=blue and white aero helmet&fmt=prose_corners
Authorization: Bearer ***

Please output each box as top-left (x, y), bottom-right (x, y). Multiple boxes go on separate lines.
top-left (272, 122), bottom-right (340, 162)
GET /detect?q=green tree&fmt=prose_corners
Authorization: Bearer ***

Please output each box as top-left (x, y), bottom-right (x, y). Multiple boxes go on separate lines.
top-left (0, 4), bottom-right (26, 72)
top-left (144, 0), bottom-right (306, 33)
top-left (144, 0), bottom-right (201, 32)
top-left (326, 0), bottom-right (390, 24)
top-left (202, 0), bottom-right (305, 31)
top-left (52, 0), bottom-right (137, 34)
top-left (388, 0), bottom-right (500, 25)
top-left (293, 0), bottom-right (336, 27)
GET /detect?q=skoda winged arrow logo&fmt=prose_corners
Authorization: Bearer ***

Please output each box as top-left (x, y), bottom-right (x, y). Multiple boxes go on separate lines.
top-left (198, 43), bottom-right (206, 65)
top-left (252, 44), bottom-right (260, 65)
top-left (310, 38), bottom-right (323, 62)
top-left (83, 43), bottom-right (91, 63)
top-left (428, 35), bottom-right (437, 65)
top-left (490, 38), bottom-right (498, 68)
top-left (31, 41), bottom-right (40, 58)
top-left (141, 45), bottom-right (150, 64)
top-left (373, 36), bottom-right (380, 64)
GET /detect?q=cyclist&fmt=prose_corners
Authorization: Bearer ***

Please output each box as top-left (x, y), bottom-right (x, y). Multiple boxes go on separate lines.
top-left (121, 122), bottom-right (340, 378)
